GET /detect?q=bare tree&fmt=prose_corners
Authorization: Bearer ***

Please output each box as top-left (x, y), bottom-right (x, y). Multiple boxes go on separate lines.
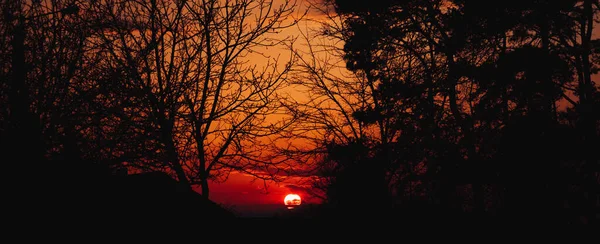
top-left (92, 0), bottom-right (302, 198)
top-left (183, 0), bottom-right (301, 198)
top-left (0, 0), bottom-right (89, 166)
top-left (279, 2), bottom-right (398, 201)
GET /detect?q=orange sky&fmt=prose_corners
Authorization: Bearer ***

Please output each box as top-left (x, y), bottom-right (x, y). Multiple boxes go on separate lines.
top-left (206, 0), bottom-right (326, 212)
top-left (206, 0), bottom-right (600, 215)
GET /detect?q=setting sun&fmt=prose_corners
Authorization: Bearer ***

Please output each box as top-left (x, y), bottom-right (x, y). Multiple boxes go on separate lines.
top-left (284, 194), bottom-right (301, 207)
top-left (4, 0), bottom-right (597, 223)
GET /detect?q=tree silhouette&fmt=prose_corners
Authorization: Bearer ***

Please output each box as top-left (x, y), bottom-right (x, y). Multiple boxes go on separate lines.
top-left (89, 0), bottom-right (300, 198)
top-left (304, 0), bottom-right (600, 222)
top-left (0, 0), bottom-right (598, 223)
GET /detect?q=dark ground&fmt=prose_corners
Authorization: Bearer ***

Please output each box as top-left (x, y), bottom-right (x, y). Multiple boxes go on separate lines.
top-left (6, 160), bottom-right (593, 232)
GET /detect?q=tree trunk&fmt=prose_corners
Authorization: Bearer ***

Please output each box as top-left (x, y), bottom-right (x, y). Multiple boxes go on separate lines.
top-left (196, 129), bottom-right (209, 200)
top-left (201, 177), bottom-right (210, 200)
top-left (540, 14), bottom-right (555, 119)
top-left (580, 0), bottom-right (598, 225)
top-left (579, 0), bottom-right (595, 138)
top-left (446, 52), bottom-right (485, 216)
top-left (9, 17), bottom-right (45, 165)
top-left (164, 129), bottom-right (191, 191)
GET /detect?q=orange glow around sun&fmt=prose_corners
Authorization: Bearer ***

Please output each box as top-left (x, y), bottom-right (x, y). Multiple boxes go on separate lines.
top-left (284, 194), bottom-right (301, 207)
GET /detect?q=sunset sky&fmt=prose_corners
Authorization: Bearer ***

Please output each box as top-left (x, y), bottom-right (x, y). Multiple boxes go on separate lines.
top-left (0, 0), bottom-right (600, 225)
top-left (2, 0), bottom-right (596, 223)
top-left (187, 0), bottom-right (600, 216)
top-left (205, 0), bottom-right (329, 215)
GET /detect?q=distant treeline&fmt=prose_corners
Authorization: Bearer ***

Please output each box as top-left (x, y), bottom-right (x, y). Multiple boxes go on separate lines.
top-left (299, 0), bottom-right (599, 224)
top-left (0, 0), bottom-right (598, 224)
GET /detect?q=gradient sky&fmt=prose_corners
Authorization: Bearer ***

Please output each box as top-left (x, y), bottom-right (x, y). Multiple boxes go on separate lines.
top-left (206, 0), bottom-right (326, 214)
top-left (205, 0), bottom-right (600, 216)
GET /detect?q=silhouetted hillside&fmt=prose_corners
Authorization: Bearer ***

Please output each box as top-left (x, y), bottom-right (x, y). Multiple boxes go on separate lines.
top-left (99, 172), bottom-right (236, 220)
top-left (17, 161), bottom-right (234, 225)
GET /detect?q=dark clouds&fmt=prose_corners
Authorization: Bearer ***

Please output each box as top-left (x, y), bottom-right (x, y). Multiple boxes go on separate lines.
top-left (284, 184), bottom-right (325, 202)
top-left (285, 184), bottom-right (309, 193)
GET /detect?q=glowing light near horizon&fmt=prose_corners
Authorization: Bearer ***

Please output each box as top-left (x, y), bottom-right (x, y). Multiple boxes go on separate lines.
top-left (284, 194), bottom-right (301, 209)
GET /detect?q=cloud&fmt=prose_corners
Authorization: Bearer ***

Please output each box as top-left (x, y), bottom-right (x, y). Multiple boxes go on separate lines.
top-left (284, 184), bottom-right (325, 202)
top-left (239, 164), bottom-right (321, 179)
top-left (297, 0), bottom-right (335, 18)
top-left (285, 184), bottom-right (309, 194)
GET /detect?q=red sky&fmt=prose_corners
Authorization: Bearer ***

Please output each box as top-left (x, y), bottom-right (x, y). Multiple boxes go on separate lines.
top-left (205, 173), bottom-right (321, 217)
top-left (202, 0), bottom-right (600, 216)
top-left (200, 0), bottom-right (327, 215)
top-left (207, 173), bottom-right (316, 205)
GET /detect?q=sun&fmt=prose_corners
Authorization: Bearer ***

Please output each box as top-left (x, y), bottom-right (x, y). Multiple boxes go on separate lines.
top-left (284, 194), bottom-right (301, 207)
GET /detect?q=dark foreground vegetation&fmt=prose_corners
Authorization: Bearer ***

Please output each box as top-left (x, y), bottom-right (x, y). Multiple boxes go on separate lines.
top-left (1, 0), bottom-right (599, 226)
